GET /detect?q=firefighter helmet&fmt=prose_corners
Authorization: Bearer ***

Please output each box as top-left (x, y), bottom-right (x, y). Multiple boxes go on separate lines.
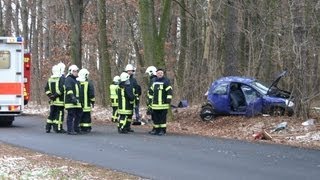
top-left (68, 64), bottom-right (79, 72)
top-left (145, 66), bottom-right (157, 76)
top-left (57, 62), bottom-right (65, 76)
top-left (77, 68), bottom-right (89, 82)
top-left (51, 65), bottom-right (60, 78)
top-left (113, 75), bottom-right (121, 83)
top-left (125, 64), bottom-right (135, 72)
top-left (120, 72), bottom-right (130, 82)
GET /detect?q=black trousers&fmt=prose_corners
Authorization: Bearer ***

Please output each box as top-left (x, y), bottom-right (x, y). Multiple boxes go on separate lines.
top-left (55, 106), bottom-right (65, 131)
top-left (153, 109), bottom-right (168, 127)
top-left (66, 108), bottom-right (82, 133)
top-left (47, 105), bottom-right (64, 131)
top-left (80, 112), bottom-right (92, 131)
top-left (118, 114), bottom-right (132, 130)
top-left (112, 106), bottom-right (118, 122)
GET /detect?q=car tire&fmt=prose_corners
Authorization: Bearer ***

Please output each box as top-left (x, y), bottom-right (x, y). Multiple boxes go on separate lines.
top-left (200, 105), bottom-right (215, 121)
top-left (0, 116), bottom-right (14, 126)
top-left (269, 106), bottom-right (285, 116)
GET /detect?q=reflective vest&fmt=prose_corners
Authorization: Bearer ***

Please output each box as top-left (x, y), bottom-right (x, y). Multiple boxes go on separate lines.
top-left (110, 84), bottom-right (119, 107)
top-left (45, 77), bottom-right (64, 106)
top-left (149, 78), bottom-right (172, 110)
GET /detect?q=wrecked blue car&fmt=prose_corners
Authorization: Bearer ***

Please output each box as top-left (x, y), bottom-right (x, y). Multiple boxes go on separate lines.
top-left (200, 72), bottom-right (294, 121)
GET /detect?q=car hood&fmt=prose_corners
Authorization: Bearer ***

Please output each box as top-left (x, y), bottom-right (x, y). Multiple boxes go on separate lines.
top-left (267, 71), bottom-right (291, 99)
top-left (268, 71), bottom-right (287, 91)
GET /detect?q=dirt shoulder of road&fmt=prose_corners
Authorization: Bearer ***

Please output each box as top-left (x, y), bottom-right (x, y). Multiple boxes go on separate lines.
top-left (0, 142), bottom-right (141, 179)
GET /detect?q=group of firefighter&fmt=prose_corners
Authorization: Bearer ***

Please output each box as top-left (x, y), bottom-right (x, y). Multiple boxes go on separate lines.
top-left (45, 63), bottom-right (95, 135)
top-left (45, 62), bottom-right (172, 136)
top-left (110, 65), bottom-right (172, 135)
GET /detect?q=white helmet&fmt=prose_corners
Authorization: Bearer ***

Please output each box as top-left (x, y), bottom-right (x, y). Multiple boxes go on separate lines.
top-left (77, 68), bottom-right (89, 82)
top-left (120, 72), bottom-right (130, 82)
top-left (113, 75), bottom-right (120, 83)
top-left (57, 62), bottom-right (66, 76)
top-left (51, 65), bottom-right (60, 78)
top-left (125, 64), bottom-right (135, 72)
top-left (68, 64), bottom-right (79, 72)
top-left (145, 66), bottom-right (157, 76)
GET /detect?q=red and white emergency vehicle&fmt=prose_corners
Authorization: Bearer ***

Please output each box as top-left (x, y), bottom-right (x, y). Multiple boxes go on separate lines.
top-left (0, 37), bottom-right (28, 126)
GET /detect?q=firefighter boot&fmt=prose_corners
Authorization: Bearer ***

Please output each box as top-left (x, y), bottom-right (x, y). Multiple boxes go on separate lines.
top-left (149, 127), bottom-right (159, 135)
top-left (45, 124), bottom-right (51, 133)
top-left (157, 128), bottom-right (166, 136)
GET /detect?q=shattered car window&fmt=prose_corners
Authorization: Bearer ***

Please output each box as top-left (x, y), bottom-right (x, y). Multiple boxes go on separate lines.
top-left (250, 81), bottom-right (268, 95)
top-left (241, 85), bottom-right (259, 103)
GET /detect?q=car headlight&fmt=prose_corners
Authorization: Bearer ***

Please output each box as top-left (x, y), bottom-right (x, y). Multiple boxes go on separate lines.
top-left (285, 100), bottom-right (294, 107)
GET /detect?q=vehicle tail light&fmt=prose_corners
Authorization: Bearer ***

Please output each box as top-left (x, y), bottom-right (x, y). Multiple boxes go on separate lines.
top-left (9, 105), bottom-right (20, 111)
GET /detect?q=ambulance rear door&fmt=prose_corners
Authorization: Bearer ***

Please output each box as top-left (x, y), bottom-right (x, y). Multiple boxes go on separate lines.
top-left (0, 37), bottom-right (24, 116)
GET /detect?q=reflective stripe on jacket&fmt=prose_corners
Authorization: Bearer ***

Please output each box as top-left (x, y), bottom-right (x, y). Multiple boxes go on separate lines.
top-left (44, 77), bottom-right (64, 106)
top-left (64, 75), bottom-right (82, 109)
top-left (79, 80), bottom-right (95, 112)
top-left (149, 78), bottom-right (172, 110)
top-left (117, 82), bottom-right (134, 115)
top-left (110, 84), bottom-right (119, 107)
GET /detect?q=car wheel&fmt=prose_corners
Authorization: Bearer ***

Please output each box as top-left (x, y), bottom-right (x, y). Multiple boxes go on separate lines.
top-left (200, 105), bottom-right (215, 121)
top-left (0, 116), bottom-right (14, 126)
top-left (269, 106), bottom-right (285, 116)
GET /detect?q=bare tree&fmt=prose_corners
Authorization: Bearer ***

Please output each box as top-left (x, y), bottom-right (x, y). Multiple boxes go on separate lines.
top-left (224, 0), bottom-right (240, 76)
top-left (65, 0), bottom-right (89, 68)
top-left (289, 0), bottom-right (308, 118)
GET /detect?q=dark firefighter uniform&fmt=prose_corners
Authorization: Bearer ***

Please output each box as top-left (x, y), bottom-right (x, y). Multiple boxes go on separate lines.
top-left (64, 73), bottom-right (82, 135)
top-left (148, 71), bottom-right (172, 135)
top-left (110, 83), bottom-right (119, 122)
top-left (45, 75), bottom-right (65, 133)
top-left (117, 79), bottom-right (135, 133)
top-left (79, 80), bottom-right (95, 132)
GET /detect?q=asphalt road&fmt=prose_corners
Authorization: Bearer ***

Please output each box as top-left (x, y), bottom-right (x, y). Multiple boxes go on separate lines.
top-left (0, 115), bottom-right (319, 180)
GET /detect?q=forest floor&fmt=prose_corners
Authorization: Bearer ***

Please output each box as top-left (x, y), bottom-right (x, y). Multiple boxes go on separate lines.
top-left (1, 104), bottom-right (319, 179)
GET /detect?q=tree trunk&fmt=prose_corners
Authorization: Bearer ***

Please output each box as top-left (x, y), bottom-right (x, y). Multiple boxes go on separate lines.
top-left (65, 0), bottom-right (86, 68)
top-left (4, 0), bottom-right (13, 36)
top-left (138, 0), bottom-right (156, 65)
top-left (31, 0), bottom-right (41, 105)
top-left (224, 0), bottom-right (240, 76)
top-left (13, 0), bottom-right (20, 36)
top-left (0, 0), bottom-right (3, 35)
top-left (176, 0), bottom-right (187, 91)
top-left (97, 0), bottom-right (111, 106)
top-left (21, 0), bottom-right (29, 48)
top-left (290, 0), bottom-right (308, 118)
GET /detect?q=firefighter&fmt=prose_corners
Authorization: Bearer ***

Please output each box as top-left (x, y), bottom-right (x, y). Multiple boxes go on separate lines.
top-left (148, 68), bottom-right (172, 136)
top-left (55, 62), bottom-right (66, 132)
top-left (45, 65), bottom-right (65, 133)
top-left (117, 72), bottom-right (135, 133)
top-left (77, 68), bottom-right (95, 133)
top-left (110, 75), bottom-right (120, 123)
top-left (125, 64), bottom-right (142, 125)
top-left (145, 66), bottom-right (157, 131)
top-left (64, 65), bottom-right (82, 135)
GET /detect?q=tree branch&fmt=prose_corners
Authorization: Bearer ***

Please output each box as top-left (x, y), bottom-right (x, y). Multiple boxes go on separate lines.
top-left (172, 0), bottom-right (195, 19)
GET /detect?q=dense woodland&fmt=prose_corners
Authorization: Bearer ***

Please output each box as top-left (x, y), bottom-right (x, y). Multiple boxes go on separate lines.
top-left (0, 0), bottom-right (319, 118)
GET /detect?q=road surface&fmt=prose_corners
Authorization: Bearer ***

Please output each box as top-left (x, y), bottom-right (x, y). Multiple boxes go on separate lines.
top-left (0, 115), bottom-right (319, 180)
